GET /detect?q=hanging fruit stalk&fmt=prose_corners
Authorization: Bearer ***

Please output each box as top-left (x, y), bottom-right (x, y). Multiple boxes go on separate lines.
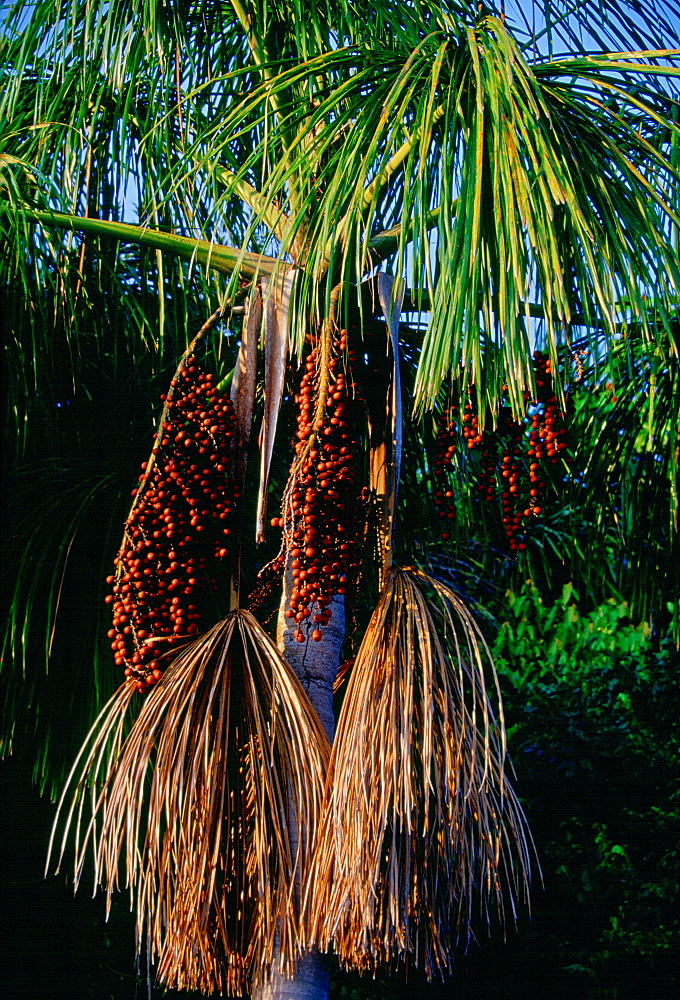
top-left (436, 354), bottom-right (572, 550)
top-left (269, 324), bottom-right (360, 643)
top-left (498, 402), bottom-right (527, 551)
top-left (105, 357), bottom-right (237, 692)
top-left (370, 273), bottom-right (404, 585)
top-left (255, 269), bottom-right (297, 542)
top-left (434, 402), bottom-right (458, 539)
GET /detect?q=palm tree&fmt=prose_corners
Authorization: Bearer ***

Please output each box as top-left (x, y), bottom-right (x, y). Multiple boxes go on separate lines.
top-left (2, 1), bottom-right (678, 997)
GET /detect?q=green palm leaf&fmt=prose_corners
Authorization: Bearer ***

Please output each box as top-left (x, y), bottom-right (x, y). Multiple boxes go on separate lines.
top-left (569, 334), bottom-right (679, 630)
top-left (145, 16), bottom-right (679, 420)
top-left (1, 462), bottom-right (129, 794)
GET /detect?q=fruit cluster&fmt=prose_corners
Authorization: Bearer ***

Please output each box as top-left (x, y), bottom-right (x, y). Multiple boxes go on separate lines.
top-left (497, 405), bottom-right (529, 550)
top-left (527, 351), bottom-right (569, 464)
top-left (105, 358), bottom-right (236, 692)
top-left (271, 329), bottom-right (360, 642)
top-left (433, 405), bottom-right (458, 537)
top-left (434, 400), bottom-right (497, 539)
top-left (464, 399), bottom-right (498, 506)
top-left (433, 352), bottom-right (571, 551)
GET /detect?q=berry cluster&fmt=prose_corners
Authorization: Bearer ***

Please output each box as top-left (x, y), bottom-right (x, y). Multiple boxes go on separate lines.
top-left (571, 349), bottom-right (586, 386)
top-left (433, 354), bottom-right (571, 552)
top-left (271, 330), bottom-right (360, 643)
top-left (498, 406), bottom-right (528, 551)
top-left (105, 359), bottom-right (236, 692)
top-left (461, 400), bottom-right (483, 449)
top-left (527, 351), bottom-right (569, 464)
top-left (434, 406), bottom-right (458, 538)
top-left (434, 401), bottom-right (498, 539)
top-left (464, 400), bottom-right (498, 507)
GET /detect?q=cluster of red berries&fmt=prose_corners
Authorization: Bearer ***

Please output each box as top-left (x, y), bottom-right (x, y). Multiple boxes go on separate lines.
top-left (434, 408), bottom-right (456, 535)
top-left (515, 351), bottom-right (566, 540)
top-left (461, 401), bottom-right (483, 449)
top-left (464, 400), bottom-right (499, 505)
top-left (527, 351), bottom-right (569, 464)
top-left (105, 358), bottom-right (236, 692)
top-left (433, 352), bottom-right (571, 551)
top-left (434, 404), bottom-right (461, 537)
top-left (271, 330), bottom-right (359, 642)
top-left (497, 407), bottom-right (529, 550)
top-left (571, 349), bottom-right (586, 385)
top-left (435, 401), bottom-right (497, 538)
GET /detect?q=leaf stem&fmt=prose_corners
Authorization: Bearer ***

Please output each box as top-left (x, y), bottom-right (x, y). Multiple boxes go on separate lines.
top-left (228, 0), bottom-right (303, 221)
top-left (3, 203), bottom-right (279, 279)
top-left (214, 164), bottom-right (290, 239)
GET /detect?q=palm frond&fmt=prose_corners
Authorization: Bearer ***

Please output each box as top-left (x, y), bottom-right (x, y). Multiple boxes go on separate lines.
top-left (1, 462), bottom-right (130, 795)
top-left (171, 15), bottom-right (678, 419)
top-left (48, 610), bottom-right (330, 996)
top-left (567, 334), bottom-right (680, 629)
top-left (5, 2), bottom-right (677, 430)
top-left (413, 24), bottom-right (679, 416)
top-left (503, 0), bottom-right (680, 59)
top-left (307, 567), bottom-right (534, 978)
top-left (0, 204), bottom-right (279, 280)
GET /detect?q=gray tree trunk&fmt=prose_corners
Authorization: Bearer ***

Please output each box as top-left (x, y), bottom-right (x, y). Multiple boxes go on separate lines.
top-left (253, 951), bottom-right (330, 1000)
top-left (252, 582), bottom-right (345, 1000)
top-left (277, 587), bottom-right (344, 743)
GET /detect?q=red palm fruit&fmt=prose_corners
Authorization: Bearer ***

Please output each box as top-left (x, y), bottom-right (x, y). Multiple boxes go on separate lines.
top-left (105, 356), bottom-right (237, 689)
top-left (269, 330), bottom-right (361, 642)
top-left (523, 350), bottom-right (572, 531)
top-left (433, 403), bottom-right (460, 537)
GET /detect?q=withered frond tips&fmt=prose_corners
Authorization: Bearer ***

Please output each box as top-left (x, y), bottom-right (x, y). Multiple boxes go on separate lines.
top-left (48, 610), bottom-right (329, 996)
top-left (305, 567), bottom-right (535, 978)
top-left (49, 571), bottom-right (534, 990)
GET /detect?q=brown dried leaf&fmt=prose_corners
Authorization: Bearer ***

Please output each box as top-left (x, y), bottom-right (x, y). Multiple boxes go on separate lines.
top-left (306, 567), bottom-right (534, 977)
top-left (256, 269), bottom-right (297, 543)
top-left (231, 285), bottom-right (261, 448)
top-left (49, 611), bottom-right (330, 996)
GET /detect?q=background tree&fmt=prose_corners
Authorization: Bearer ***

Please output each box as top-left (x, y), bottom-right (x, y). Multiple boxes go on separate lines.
top-left (1, 2), bottom-right (678, 999)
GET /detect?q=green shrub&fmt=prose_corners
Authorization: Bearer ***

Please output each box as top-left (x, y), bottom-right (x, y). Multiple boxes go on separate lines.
top-left (492, 581), bottom-right (679, 996)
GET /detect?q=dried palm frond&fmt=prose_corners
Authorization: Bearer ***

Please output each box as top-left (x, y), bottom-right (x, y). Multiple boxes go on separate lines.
top-left (306, 567), bottom-right (534, 979)
top-left (256, 269), bottom-right (297, 543)
top-left (46, 678), bottom-right (139, 878)
top-left (48, 610), bottom-right (330, 996)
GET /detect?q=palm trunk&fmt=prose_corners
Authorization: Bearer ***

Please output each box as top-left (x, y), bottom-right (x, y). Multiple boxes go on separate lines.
top-left (277, 587), bottom-right (344, 742)
top-left (252, 951), bottom-right (330, 1000)
top-left (253, 576), bottom-right (344, 1000)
